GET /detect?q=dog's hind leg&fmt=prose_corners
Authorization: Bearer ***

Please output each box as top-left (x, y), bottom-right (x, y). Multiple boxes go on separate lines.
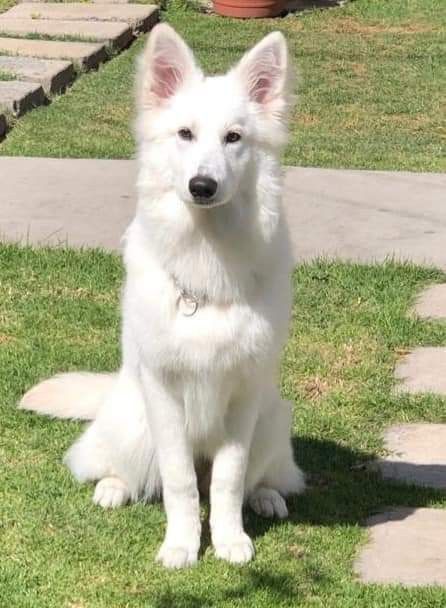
top-left (246, 395), bottom-right (305, 519)
top-left (64, 368), bottom-right (161, 508)
top-left (248, 486), bottom-right (289, 519)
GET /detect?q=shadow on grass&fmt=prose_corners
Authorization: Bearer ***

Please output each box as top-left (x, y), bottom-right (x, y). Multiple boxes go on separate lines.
top-left (285, 436), bottom-right (444, 528)
top-left (151, 436), bottom-right (444, 607)
top-left (152, 568), bottom-right (316, 608)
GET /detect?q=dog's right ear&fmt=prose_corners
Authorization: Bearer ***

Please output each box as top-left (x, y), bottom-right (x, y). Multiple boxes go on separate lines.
top-left (138, 24), bottom-right (201, 109)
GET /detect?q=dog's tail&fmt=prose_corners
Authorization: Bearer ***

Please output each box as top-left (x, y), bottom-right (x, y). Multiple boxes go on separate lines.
top-left (19, 372), bottom-right (116, 421)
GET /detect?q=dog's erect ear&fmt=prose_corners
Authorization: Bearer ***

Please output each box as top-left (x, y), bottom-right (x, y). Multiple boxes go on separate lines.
top-left (139, 24), bottom-right (201, 108)
top-left (233, 32), bottom-right (291, 107)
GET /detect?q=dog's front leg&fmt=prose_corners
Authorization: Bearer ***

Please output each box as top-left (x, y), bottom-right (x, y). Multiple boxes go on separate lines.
top-left (141, 369), bottom-right (201, 569)
top-left (210, 397), bottom-right (258, 564)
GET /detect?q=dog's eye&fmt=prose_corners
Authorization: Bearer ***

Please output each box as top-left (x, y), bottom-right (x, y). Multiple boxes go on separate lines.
top-left (178, 128), bottom-right (193, 141)
top-left (225, 131), bottom-right (241, 144)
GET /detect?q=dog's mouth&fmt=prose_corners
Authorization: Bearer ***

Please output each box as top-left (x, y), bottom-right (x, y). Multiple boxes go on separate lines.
top-left (188, 197), bottom-right (229, 209)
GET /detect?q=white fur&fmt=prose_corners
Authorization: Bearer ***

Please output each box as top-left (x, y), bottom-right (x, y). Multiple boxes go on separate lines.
top-left (19, 372), bottom-right (115, 420)
top-left (19, 24), bottom-right (305, 569)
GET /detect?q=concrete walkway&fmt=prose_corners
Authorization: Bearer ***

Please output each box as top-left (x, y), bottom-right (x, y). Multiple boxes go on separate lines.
top-left (1, 156), bottom-right (445, 266)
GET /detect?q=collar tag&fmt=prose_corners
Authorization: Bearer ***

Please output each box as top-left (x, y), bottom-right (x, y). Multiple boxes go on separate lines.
top-left (178, 291), bottom-right (199, 316)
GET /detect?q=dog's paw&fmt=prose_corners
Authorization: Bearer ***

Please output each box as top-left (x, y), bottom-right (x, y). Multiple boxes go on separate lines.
top-left (156, 541), bottom-right (199, 569)
top-left (248, 487), bottom-right (288, 519)
top-left (93, 477), bottom-right (130, 509)
top-left (213, 532), bottom-right (254, 564)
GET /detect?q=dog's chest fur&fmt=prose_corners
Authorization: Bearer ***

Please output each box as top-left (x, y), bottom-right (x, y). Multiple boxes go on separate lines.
top-left (124, 194), bottom-right (287, 363)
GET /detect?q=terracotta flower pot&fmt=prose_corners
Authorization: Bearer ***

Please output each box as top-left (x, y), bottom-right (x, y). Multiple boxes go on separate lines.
top-left (213, 0), bottom-right (285, 18)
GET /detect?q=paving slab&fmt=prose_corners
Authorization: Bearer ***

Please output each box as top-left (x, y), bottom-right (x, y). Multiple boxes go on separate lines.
top-left (375, 424), bottom-right (446, 489)
top-left (355, 507), bottom-right (446, 586)
top-left (284, 168), bottom-right (446, 269)
top-left (5, 3), bottom-right (159, 32)
top-left (0, 38), bottom-right (106, 69)
top-left (414, 284), bottom-right (446, 320)
top-left (395, 347), bottom-right (446, 394)
top-left (92, 0), bottom-right (131, 4)
top-left (17, 0), bottom-right (131, 5)
top-left (0, 160), bottom-right (445, 261)
top-left (0, 157), bottom-right (137, 249)
top-left (0, 18), bottom-right (133, 50)
top-left (0, 80), bottom-right (45, 116)
top-left (0, 55), bottom-right (73, 95)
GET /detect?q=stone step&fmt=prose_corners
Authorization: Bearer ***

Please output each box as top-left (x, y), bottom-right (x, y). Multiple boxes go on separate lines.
top-left (414, 284), bottom-right (446, 320)
top-left (92, 0), bottom-right (131, 4)
top-left (395, 347), bottom-right (446, 394)
top-left (0, 55), bottom-right (74, 95)
top-left (0, 18), bottom-right (133, 51)
top-left (5, 3), bottom-right (158, 32)
top-left (374, 423), bottom-right (446, 489)
top-left (355, 508), bottom-right (446, 586)
top-left (0, 79), bottom-right (45, 116)
top-left (0, 38), bottom-right (107, 70)
top-left (18, 0), bottom-right (130, 4)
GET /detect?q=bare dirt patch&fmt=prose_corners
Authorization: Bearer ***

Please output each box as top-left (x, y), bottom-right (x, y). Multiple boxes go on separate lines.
top-left (378, 113), bottom-right (433, 130)
top-left (297, 112), bottom-right (320, 126)
top-left (319, 16), bottom-right (436, 35)
top-left (302, 376), bottom-right (331, 400)
top-left (0, 333), bottom-right (16, 344)
top-left (289, 338), bottom-right (379, 401)
top-left (350, 62), bottom-right (368, 77)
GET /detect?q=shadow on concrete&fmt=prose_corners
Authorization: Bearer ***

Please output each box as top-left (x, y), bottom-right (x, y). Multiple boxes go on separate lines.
top-left (285, 0), bottom-right (348, 14)
top-left (283, 436), bottom-right (445, 527)
top-left (374, 460), bottom-right (446, 491)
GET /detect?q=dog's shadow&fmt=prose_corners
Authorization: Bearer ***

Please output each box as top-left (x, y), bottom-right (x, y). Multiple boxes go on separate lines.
top-left (154, 436), bottom-right (444, 608)
top-left (249, 436), bottom-right (444, 533)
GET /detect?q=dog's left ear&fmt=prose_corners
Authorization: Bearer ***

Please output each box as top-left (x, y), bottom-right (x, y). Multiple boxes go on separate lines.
top-left (233, 32), bottom-right (291, 109)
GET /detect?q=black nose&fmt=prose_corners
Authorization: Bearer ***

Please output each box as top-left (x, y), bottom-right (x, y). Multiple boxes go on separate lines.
top-left (189, 176), bottom-right (218, 200)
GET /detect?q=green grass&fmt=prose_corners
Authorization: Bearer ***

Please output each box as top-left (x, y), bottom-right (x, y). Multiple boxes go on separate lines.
top-left (1, 243), bottom-right (446, 607)
top-left (0, 0), bottom-right (14, 14)
top-left (0, 69), bottom-right (16, 80)
top-left (0, 0), bottom-right (445, 170)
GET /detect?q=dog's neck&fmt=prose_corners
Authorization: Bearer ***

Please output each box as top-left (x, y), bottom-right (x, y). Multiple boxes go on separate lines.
top-left (135, 158), bottom-right (289, 304)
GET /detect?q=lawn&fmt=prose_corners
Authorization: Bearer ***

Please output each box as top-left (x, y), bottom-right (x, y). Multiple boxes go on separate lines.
top-left (0, 0), bottom-right (14, 14)
top-left (1, 244), bottom-right (446, 607)
top-left (0, 0), bottom-right (445, 171)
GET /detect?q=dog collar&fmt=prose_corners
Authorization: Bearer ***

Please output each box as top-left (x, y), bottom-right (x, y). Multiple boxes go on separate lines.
top-left (172, 275), bottom-right (207, 317)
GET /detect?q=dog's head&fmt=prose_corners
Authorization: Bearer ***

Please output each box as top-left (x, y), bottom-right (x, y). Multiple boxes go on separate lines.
top-left (136, 24), bottom-right (293, 209)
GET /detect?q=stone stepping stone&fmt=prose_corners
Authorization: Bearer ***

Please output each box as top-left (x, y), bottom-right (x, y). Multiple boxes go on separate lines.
top-left (414, 284), bottom-right (446, 320)
top-left (355, 507), bottom-right (446, 586)
top-left (92, 0), bottom-right (131, 4)
top-left (5, 3), bottom-right (158, 33)
top-left (0, 18), bottom-right (133, 51)
top-left (0, 79), bottom-right (45, 116)
top-left (0, 55), bottom-right (73, 95)
top-left (18, 0), bottom-right (130, 3)
top-left (395, 347), bottom-right (446, 394)
top-left (375, 423), bottom-right (446, 489)
top-left (0, 38), bottom-right (107, 70)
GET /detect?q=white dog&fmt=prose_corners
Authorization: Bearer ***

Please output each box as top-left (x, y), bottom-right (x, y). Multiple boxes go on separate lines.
top-left (20, 24), bottom-right (305, 569)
